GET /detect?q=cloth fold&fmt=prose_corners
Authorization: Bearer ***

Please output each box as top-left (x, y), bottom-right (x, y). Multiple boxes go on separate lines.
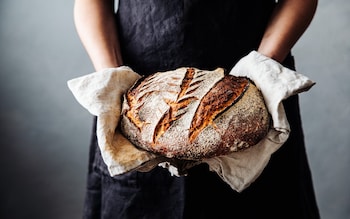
top-left (67, 51), bottom-right (315, 192)
top-left (68, 67), bottom-right (156, 174)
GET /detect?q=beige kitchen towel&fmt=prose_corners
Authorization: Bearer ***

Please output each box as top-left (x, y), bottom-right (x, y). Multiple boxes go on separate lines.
top-left (204, 51), bottom-right (315, 192)
top-left (67, 56), bottom-right (315, 192)
top-left (68, 67), bottom-right (156, 174)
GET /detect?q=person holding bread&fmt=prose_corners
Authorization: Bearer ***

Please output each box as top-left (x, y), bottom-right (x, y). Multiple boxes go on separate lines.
top-left (73, 0), bottom-right (320, 218)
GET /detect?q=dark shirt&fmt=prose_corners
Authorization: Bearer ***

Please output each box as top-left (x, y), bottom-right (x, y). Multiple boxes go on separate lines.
top-left (83, 1), bottom-right (320, 218)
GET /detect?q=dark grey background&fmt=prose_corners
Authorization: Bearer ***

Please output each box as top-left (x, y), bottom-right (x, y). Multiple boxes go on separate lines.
top-left (0, 0), bottom-right (349, 218)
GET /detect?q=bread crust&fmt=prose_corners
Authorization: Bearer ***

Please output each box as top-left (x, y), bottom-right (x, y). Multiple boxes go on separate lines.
top-left (120, 67), bottom-right (270, 160)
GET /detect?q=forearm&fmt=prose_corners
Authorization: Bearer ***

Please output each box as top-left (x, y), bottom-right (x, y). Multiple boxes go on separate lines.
top-left (258, 0), bottom-right (318, 62)
top-left (74, 0), bottom-right (122, 71)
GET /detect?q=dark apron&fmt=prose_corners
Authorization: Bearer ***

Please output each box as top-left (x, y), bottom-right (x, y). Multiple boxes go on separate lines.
top-left (83, 1), bottom-right (320, 218)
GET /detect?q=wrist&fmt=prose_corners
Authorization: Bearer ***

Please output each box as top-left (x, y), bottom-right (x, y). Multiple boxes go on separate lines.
top-left (256, 48), bottom-right (288, 63)
top-left (92, 55), bottom-right (123, 71)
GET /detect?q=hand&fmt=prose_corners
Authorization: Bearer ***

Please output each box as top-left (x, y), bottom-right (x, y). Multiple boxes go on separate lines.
top-left (229, 51), bottom-right (315, 101)
top-left (229, 51), bottom-right (315, 132)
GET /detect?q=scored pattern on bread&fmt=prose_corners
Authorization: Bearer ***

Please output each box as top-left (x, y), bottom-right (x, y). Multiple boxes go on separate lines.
top-left (189, 76), bottom-right (249, 142)
top-left (153, 68), bottom-right (199, 144)
top-left (124, 71), bottom-right (185, 131)
top-left (121, 67), bottom-right (270, 160)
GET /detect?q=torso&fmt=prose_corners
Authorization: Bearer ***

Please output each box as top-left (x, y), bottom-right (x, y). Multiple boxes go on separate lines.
top-left (88, 1), bottom-right (320, 218)
top-left (116, 0), bottom-right (276, 75)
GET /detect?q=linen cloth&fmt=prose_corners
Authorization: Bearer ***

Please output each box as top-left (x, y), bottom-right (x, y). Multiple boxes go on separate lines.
top-left (67, 52), bottom-right (315, 192)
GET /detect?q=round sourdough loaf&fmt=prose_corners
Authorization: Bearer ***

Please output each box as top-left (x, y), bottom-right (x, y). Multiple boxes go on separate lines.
top-left (120, 67), bottom-right (270, 160)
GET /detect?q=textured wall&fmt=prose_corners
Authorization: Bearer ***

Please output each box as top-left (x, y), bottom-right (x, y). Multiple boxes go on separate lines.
top-left (293, 1), bottom-right (350, 218)
top-left (0, 0), bottom-right (349, 218)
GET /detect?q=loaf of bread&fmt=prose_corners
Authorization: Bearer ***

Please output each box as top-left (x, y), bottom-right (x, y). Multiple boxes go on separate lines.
top-left (120, 67), bottom-right (270, 160)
